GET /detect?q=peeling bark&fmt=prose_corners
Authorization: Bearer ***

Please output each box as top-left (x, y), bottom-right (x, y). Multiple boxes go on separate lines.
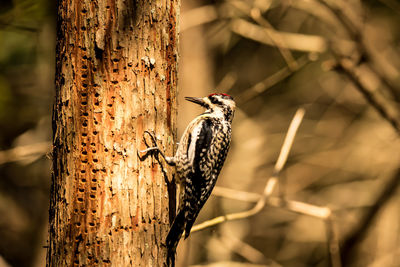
top-left (48, 1), bottom-right (179, 266)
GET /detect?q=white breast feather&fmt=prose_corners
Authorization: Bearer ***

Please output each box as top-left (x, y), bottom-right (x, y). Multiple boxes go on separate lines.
top-left (187, 121), bottom-right (204, 167)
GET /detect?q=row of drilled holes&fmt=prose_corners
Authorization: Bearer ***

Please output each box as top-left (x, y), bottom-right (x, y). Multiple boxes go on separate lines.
top-left (76, 45), bottom-right (99, 229)
top-left (71, 10), bottom-right (109, 265)
top-left (73, 36), bottom-right (128, 258)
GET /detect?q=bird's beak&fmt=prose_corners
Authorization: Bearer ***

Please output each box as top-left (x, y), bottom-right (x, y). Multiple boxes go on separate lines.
top-left (185, 97), bottom-right (207, 107)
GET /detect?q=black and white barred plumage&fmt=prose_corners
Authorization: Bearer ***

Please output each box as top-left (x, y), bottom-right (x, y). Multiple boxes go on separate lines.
top-left (165, 93), bottom-right (235, 249)
top-left (141, 93), bottom-right (235, 260)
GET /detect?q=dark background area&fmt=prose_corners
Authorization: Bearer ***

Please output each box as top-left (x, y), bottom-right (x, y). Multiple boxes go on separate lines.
top-left (1, 0), bottom-right (400, 266)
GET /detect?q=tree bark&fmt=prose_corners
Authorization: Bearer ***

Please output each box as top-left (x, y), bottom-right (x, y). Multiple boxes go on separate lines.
top-left (48, 1), bottom-right (179, 266)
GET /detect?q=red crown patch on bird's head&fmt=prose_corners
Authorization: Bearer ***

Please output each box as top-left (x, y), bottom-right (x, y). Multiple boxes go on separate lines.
top-left (208, 93), bottom-right (233, 99)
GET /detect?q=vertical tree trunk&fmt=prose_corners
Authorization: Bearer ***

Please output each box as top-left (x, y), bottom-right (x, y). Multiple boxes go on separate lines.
top-left (48, 1), bottom-right (179, 266)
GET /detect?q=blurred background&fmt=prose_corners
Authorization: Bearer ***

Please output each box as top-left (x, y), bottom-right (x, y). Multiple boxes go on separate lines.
top-left (1, 0), bottom-right (400, 266)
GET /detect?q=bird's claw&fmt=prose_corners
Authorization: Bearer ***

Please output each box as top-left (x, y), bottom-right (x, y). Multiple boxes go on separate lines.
top-left (143, 130), bottom-right (158, 147)
top-left (139, 131), bottom-right (161, 160)
top-left (139, 147), bottom-right (159, 154)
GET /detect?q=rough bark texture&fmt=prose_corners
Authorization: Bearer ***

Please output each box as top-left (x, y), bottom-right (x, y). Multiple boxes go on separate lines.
top-left (48, 1), bottom-right (179, 266)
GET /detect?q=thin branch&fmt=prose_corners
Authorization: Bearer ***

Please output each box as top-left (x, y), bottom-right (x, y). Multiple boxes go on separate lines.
top-left (213, 187), bottom-right (331, 220)
top-left (273, 109), bottom-right (305, 174)
top-left (300, 0), bottom-right (400, 135)
top-left (0, 141), bottom-right (51, 165)
top-left (230, 18), bottom-right (327, 53)
top-left (290, 0), bottom-right (342, 31)
top-left (182, 2), bottom-right (299, 70)
top-left (326, 217), bottom-right (342, 267)
top-left (0, 22), bottom-right (39, 32)
top-left (180, 5), bottom-right (219, 32)
top-left (216, 72), bottom-right (237, 92)
top-left (249, 8), bottom-right (298, 70)
top-left (220, 234), bottom-right (267, 264)
top-left (236, 55), bottom-right (310, 104)
top-left (191, 108), bottom-right (305, 233)
top-left (0, 255), bottom-right (12, 267)
top-left (213, 183), bottom-right (340, 267)
top-left (340, 169), bottom-right (400, 266)
top-left (335, 59), bottom-right (400, 135)
top-left (319, 0), bottom-right (400, 102)
top-left (228, 1), bottom-right (298, 70)
top-left (319, 0), bottom-right (361, 38)
top-left (212, 186), bottom-right (260, 203)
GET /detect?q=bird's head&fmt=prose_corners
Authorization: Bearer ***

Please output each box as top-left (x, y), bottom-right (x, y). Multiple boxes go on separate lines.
top-left (185, 93), bottom-right (236, 121)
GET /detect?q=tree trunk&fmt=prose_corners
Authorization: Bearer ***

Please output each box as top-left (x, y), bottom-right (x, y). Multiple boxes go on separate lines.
top-left (48, 1), bottom-right (179, 266)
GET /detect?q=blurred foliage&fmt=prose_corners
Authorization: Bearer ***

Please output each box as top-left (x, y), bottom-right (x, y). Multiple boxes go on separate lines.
top-left (179, 1), bottom-right (400, 267)
top-left (0, 0), bottom-right (53, 266)
top-left (1, 0), bottom-right (400, 267)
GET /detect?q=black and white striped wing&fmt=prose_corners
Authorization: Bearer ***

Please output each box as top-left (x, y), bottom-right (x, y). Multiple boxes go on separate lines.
top-left (183, 117), bottom-right (231, 237)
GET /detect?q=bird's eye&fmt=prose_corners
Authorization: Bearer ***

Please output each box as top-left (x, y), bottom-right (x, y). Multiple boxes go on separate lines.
top-left (210, 96), bottom-right (223, 106)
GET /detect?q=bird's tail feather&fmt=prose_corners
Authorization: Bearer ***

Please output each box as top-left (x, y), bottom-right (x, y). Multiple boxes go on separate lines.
top-left (166, 210), bottom-right (186, 267)
top-left (166, 210), bottom-right (185, 249)
top-left (167, 251), bottom-right (175, 267)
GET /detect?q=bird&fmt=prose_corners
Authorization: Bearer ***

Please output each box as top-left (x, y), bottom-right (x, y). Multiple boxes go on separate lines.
top-left (140, 93), bottom-right (236, 264)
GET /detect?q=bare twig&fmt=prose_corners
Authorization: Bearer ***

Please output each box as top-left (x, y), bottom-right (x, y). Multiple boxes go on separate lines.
top-left (326, 217), bottom-right (342, 267)
top-left (216, 72), bottom-right (237, 92)
top-left (249, 8), bottom-right (298, 70)
top-left (0, 22), bottom-right (38, 32)
top-left (213, 186), bottom-right (331, 219)
top-left (220, 234), bottom-right (267, 264)
top-left (237, 55), bottom-right (310, 104)
top-left (319, 0), bottom-right (400, 102)
top-left (183, 1), bottom-right (299, 70)
top-left (290, 0), bottom-right (342, 31)
top-left (0, 141), bottom-right (51, 165)
top-left (231, 19), bottom-right (327, 53)
top-left (191, 108), bottom-right (305, 233)
top-left (340, 169), bottom-right (400, 266)
top-left (319, 0), bottom-right (361, 38)
top-left (335, 59), bottom-right (400, 135)
top-left (0, 255), bottom-right (12, 267)
top-left (180, 5), bottom-right (219, 32)
top-left (181, 2), bottom-right (306, 71)
top-left (213, 186), bottom-right (260, 203)
top-left (228, 1), bottom-right (298, 70)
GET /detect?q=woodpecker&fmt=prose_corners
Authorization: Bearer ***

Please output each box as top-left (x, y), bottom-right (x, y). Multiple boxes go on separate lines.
top-left (141, 93), bottom-right (235, 258)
